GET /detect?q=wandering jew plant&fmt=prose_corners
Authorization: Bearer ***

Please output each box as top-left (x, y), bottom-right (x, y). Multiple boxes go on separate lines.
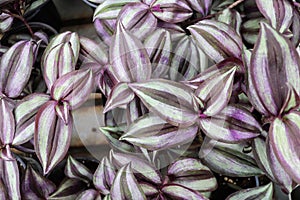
top-left (0, 0), bottom-right (300, 199)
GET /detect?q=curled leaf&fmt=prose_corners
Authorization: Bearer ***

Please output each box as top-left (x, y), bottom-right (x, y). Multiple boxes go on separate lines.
top-left (48, 179), bottom-right (86, 200)
top-left (226, 183), bottom-right (273, 200)
top-left (65, 156), bottom-right (93, 183)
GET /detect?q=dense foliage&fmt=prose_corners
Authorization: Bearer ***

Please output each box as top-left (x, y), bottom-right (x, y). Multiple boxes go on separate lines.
top-left (0, 0), bottom-right (300, 199)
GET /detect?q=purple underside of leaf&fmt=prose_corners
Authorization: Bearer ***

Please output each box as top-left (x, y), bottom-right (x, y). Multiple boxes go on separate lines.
top-left (199, 105), bottom-right (261, 143)
top-left (161, 184), bottom-right (208, 200)
top-left (269, 112), bottom-right (300, 184)
top-left (51, 69), bottom-right (94, 110)
top-left (0, 40), bottom-right (34, 98)
top-left (110, 22), bottom-right (152, 82)
top-left (129, 79), bottom-right (198, 127)
top-left (110, 164), bottom-right (146, 200)
top-left (48, 178), bottom-right (86, 199)
top-left (188, 19), bottom-right (243, 63)
top-left (22, 165), bottom-right (56, 199)
top-left (0, 98), bottom-right (15, 146)
top-left (167, 158), bottom-right (217, 192)
top-left (13, 93), bottom-right (50, 145)
top-left (34, 101), bottom-right (72, 174)
top-left (249, 22), bottom-right (300, 116)
top-left (120, 114), bottom-right (198, 151)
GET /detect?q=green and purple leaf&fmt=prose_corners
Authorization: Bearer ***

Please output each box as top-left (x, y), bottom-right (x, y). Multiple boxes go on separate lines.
top-left (186, 0), bottom-right (212, 16)
top-left (226, 183), bottom-right (273, 200)
top-left (161, 184), bottom-right (208, 200)
top-left (76, 189), bottom-right (101, 200)
top-left (65, 156), bottom-right (93, 183)
top-left (48, 179), bottom-right (86, 200)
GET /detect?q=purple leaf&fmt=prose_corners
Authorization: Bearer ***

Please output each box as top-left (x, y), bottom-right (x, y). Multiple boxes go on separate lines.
top-left (118, 2), bottom-right (157, 40)
top-left (54, 101), bottom-right (70, 125)
top-left (140, 182), bottom-right (158, 196)
top-left (188, 19), bottom-right (243, 63)
top-left (167, 158), bottom-right (217, 192)
top-left (110, 22), bottom-right (152, 82)
top-left (93, 157), bottom-right (116, 195)
top-left (269, 112), bottom-right (300, 184)
top-left (76, 189), bottom-right (101, 200)
top-left (199, 105), bottom-right (261, 143)
top-left (98, 67), bottom-right (119, 97)
top-left (170, 35), bottom-right (209, 81)
top-left (111, 150), bottom-right (162, 184)
top-left (48, 179), bottom-right (86, 200)
top-left (13, 94), bottom-right (50, 145)
top-left (216, 8), bottom-right (242, 35)
top-left (195, 66), bottom-right (237, 116)
top-left (110, 164), bottom-right (146, 200)
top-left (161, 184), bottom-right (208, 200)
top-left (0, 159), bottom-right (21, 200)
top-left (279, 84), bottom-right (300, 115)
top-left (0, 13), bottom-right (13, 32)
top-left (103, 82), bottom-right (135, 113)
top-left (255, 0), bottom-right (293, 33)
top-left (34, 101), bottom-right (72, 174)
top-left (249, 22), bottom-right (300, 116)
top-left (144, 29), bottom-right (172, 79)
top-left (0, 40), bottom-right (35, 98)
top-left (79, 36), bottom-right (108, 66)
top-left (129, 79), bottom-right (198, 127)
top-left (51, 69), bottom-right (94, 110)
top-left (22, 165), bottom-right (56, 199)
top-left (151, 0), bottom-right (193, 23)
top-left (199, 139), bottom-right (264, 177)
top-left (42, 32), bottom-right (79, 90)
top-left (65, 156), bottom-right (93, 183)
top-left (120, 114), bottom-right (198, 150)
top-left (0, 98), bottom-right (15, 146)
top-left (226, 183), bottom-right (273, 200)
top-left (186, 0), bottom-right (212, 16)
top-left (0, 179), bottom-right (8, 200)
top-left (157, 22), bottom-right (186, 42)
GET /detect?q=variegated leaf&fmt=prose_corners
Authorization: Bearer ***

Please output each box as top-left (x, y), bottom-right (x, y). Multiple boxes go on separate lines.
top-left (79, 36), bottom-right (108, 66)
top-left (0, 13), bottom-right (13, 32)
top-left (279, 84), bottom-right (300, 115)
top-left (120, 114), bottom-right (198, 150)
top-left (93, 157), bottom-right (116, 195)
top-left (118, 2), bottom-right (157, 40)
top-left (13, 93), bottom-right (50, 145)
top-left (249, 22), bottom-right (300, 116)
top-left (269, 112), bottom-right (300, 184)
top-left (0, 179), bottom-right (8, 200)
top-left (255, 0), bottom-right (293, 33)
top-left (110, 22), bottom-right (151, 82)
top-left (140, 182), bottom-right (159, 196)
top-left (0, 159), bottom-right (21, 200)
top-left (34, 101), bottom-right (72, 174)
top-left (21, 165), bottom-right (56, 199)
top-left (226, 183), bottom-right (273, 200)
top-left (111, 151), bottom-right (162, 184)
top-left (48, 179), bottom-right (86, 200)
top-left (129, 79), bottom-right (198, 127)
top-left (186, 0), bottom-right (212, 16)
top-left (65, 156), bottom-right (93, 183)
top-left (93, 0), bottom-right (139, 20)
top-left (195, 66), bottom-right (237, 116)
top-left (103, 82), bottom-right (135, 113)
top-left (161, 184), bottom-right (208, 200)
top-left (157, 22), bottom-right (186, 42)
top-left (167, 158), bottom-right (217, 192)
top-left (144, 29), bottom-right (172, 79)
top-left (199, 139), bottom-right (264, 177)
top-left (151, 0), bottom-right (193, 23)
top-left (170, 36), bottom-right (209, 81)
top-left (0, 40), bottom-right (35, 98)
top-left (0, 98), bottom-right (15, 146)
top-left (188, 19), bottom-right (243, 63)
top-left (199, 105), bottom-right (261, 143)
top-left (110, 164), bottom-right (146, 200)
top-left (98, 67), bottom-right (119, 97)
top-left (51, 69), bottom-right (93, 110)
top-left (216, 8), bottom-right (242, 35)
top-left (42, 32), bottom-right (79, 90)
top-left (94, 19), bottom-right (116, 46)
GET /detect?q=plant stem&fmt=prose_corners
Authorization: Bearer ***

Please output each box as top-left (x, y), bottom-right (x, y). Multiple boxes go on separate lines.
top-left (182, 0), bottom-right (245, 27)
top-left (2, 9), bottom-right (34, 37)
